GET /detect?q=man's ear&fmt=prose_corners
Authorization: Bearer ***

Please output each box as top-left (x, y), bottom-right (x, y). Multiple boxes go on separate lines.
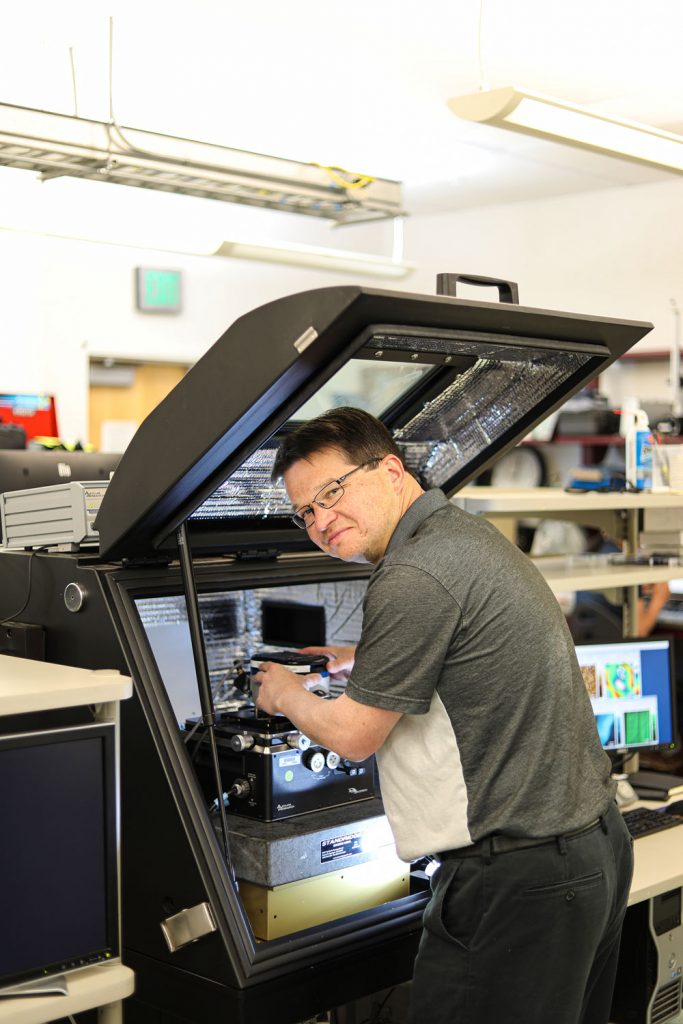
top-left (383, 454), bottom-right (405, 493)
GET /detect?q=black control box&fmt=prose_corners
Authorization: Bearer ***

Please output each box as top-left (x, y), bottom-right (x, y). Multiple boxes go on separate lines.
top-left (184, 708), bottom-right (374, 821)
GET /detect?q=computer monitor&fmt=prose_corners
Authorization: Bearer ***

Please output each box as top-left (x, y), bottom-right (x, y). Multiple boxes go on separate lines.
top-left (0, 450), bottom-right (122, 543)
top-left (261, 599), bottom-right (326, 648)
top-left (574, 636), bottom-right (677, 753)
top-left (0, 394), bottom-right (58, 441)
top-left (0, 723), bottom-right (119, 994)
top-left (0, 449), bottom-right (121, 495)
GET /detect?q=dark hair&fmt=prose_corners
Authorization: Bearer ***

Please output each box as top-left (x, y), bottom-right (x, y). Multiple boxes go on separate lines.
top-left (271, 407), bottom-right (404, 481)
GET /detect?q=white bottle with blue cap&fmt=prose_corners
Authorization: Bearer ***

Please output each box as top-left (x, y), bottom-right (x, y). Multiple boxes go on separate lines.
top-left (625, 407), bottom-right (653, 491)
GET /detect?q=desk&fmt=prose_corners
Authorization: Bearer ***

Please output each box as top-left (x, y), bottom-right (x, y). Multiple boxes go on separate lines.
top-left (609, 803), bottom-right (683, 1024)
top-left (0, 963), bottom-right (135, 1024)
top-left (629, 816), bottom-right (683, 906)
top-left (0, 657), bottom-right (134, 1024)
top-left (0, 657), bottom-right (132, 714)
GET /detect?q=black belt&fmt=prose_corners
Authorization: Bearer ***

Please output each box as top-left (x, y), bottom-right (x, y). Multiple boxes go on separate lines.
top-left (439, 817), bottom-right (603, 859)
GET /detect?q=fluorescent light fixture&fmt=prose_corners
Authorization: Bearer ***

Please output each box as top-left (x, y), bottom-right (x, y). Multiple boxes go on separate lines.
top-left (213, 239), bottom-right (413, 278)
top-left (0, 102), bottom-right (405, 225)
top-left (0, 224), bottom-right (413, 278)
top-left (449, 87), bottom-right (683, 173)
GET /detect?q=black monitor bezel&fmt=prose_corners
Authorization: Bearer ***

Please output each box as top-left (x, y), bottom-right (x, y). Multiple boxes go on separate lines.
top-left (0, 721), bottom-right (119, 992)
top-left (0, 449), bottom-right (121, 495)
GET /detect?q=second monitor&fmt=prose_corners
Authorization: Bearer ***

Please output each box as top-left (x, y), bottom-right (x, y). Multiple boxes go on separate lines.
top-left (575, 636), bottom-right (677, 753)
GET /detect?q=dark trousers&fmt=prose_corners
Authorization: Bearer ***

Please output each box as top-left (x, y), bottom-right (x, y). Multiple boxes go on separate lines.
top-left (410, 802), bottom-right (634, 1024)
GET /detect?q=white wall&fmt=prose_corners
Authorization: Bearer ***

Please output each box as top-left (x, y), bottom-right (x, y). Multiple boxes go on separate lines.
top-left (402, 176), bottom-right (683, 409)
top-left (0, 202), bottom-right (396, 443)
top-left (1, 173), bottom-right (682, 444)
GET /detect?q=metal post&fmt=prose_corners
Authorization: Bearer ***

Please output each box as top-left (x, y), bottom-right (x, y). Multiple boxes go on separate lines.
top-left (623, 507), bottom-right (640, 638)
top-left (176, 522), bottom-right (235, 882)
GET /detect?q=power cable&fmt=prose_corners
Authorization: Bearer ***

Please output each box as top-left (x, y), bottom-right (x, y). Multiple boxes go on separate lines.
top-left (69, 47), bottom-right (79, 117)
top-left (0, 549), bottom-right (45, 623)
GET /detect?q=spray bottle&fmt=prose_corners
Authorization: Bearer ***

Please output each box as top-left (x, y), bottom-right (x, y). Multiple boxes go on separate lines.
top-left (624, 407), bottom-right (653, 490)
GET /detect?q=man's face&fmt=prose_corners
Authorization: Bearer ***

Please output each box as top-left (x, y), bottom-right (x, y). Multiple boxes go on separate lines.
top-left (284, 448), bottom-right (401, 564)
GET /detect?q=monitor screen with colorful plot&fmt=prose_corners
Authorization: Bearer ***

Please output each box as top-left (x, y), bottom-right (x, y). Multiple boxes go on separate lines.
top-left (574, 637), bottom-right (676, 752)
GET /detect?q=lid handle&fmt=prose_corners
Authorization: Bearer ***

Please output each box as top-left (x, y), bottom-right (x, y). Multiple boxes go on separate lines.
top-left (436, 273), bottom-right (519, 305)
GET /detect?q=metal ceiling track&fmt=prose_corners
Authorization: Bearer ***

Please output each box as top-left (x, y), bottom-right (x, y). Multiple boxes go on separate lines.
top-left (0, 102), bottom-right (404, 224)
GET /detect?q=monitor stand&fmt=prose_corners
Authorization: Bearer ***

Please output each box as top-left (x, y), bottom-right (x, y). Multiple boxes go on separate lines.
top-left (0, 974), bottom-right (68, 998)
top-left (613, 773), bottom-right (638, 808)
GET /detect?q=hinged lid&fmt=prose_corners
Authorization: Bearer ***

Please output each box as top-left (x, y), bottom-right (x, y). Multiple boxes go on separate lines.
top-left (95, 284), bottom-right (652, 560)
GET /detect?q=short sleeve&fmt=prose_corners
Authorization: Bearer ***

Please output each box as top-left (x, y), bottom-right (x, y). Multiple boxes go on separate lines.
top-left (345, 562), bottom-right (462, 714)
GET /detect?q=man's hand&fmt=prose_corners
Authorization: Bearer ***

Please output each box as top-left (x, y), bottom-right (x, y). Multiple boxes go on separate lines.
top-left (254, 662), bottom-right (305, 716)
top-left (254, 656), bottom-right (401, 761)
top-left (298, 644), bottom-right (357, 688)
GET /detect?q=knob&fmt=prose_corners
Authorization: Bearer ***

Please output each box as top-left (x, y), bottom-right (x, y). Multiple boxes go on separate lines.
top-left (303, 750), bottom-right (325, 773)
top-left (229, 734), bottom-right (255, 752)
top-left (325, 751), bottom-right (341, 770)
top-left (287, 733), bottom-right (311, 751)
top-left (64, 582), bottom-right (87, 613)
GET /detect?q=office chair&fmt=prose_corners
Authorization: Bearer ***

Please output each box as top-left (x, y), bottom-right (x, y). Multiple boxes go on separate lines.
top-left (568, 596), bottom-right (623, 645)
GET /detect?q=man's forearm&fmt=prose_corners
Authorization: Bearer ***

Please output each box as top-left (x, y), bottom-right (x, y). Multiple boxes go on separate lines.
top-left (277, 683), bottom-right (402, 762)
top-left (278, 684), bottom-right (361, 759)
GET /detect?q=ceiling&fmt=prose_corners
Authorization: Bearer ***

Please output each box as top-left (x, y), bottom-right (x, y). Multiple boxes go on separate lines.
top-left (0, 0), bottom-right (682, 220)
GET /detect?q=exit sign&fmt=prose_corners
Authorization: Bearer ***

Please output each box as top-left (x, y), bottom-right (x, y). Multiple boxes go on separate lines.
top-left (135, 268), bottom-right (181, 313)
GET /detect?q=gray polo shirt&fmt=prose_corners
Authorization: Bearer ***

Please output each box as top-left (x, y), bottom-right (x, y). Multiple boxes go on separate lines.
top-left (345, 489), bottom-right (615, 862)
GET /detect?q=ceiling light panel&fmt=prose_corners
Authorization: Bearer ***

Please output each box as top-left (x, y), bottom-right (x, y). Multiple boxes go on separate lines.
top-left (449, 87), bottom-right (683, 174)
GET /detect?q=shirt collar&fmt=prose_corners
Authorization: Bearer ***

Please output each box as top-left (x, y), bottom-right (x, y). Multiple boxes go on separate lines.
top-left (385, 488), bottom-right (449, 556)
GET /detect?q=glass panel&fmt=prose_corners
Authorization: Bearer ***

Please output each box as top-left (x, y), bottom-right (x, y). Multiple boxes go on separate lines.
top-left (191, 340), bottom-right (592, 521)
top-left (136, 580), bottom-right (367, 725)
top-left (396, 350), bottom-right (590, 487)
top-left (191, 446), bottom-right (290, 521)
top-left (191, 360), bottom-right (434, 522)
top-left (295, 360), bottom-right (433, 420)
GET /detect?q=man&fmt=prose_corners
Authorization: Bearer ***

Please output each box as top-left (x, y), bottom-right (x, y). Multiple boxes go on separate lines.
top-left (254, 406), bottom-right (633, 1024)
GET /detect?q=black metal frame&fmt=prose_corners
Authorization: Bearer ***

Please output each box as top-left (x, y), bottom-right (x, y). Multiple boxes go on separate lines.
top-left (95, 285), bottom-right (651, 561)
top-left (101, 557), bottom-right (430, 1000)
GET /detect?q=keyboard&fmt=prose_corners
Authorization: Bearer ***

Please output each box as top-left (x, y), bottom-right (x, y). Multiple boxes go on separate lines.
top-left (622, 806), bottom-right (683, 839)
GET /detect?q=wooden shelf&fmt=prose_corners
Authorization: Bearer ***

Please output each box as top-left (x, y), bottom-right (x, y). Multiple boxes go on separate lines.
top-left (523, 434), bottom-right (683, 447)
top-left (523, 434), bottom-right (625, 446)
top-left (454, 487), bottom-right (683, 595)
top-left (455, 486), bottom-right (683, 517)
top-left (530, 557), bottom-right (683, 595)
top-left (620, 349), bottom-right (683, 362)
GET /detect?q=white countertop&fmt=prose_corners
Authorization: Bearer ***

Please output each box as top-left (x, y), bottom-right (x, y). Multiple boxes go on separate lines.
top-left (0, 655), bottom-right (132, 716)
top-left (0, 963), bottom-right (134, 1023)
top-left (628, 817), bottom-right (683, 905)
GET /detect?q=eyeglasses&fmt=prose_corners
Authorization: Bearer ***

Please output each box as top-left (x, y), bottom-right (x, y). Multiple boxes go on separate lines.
top-left (291, 458), bottom-right (381, 530)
